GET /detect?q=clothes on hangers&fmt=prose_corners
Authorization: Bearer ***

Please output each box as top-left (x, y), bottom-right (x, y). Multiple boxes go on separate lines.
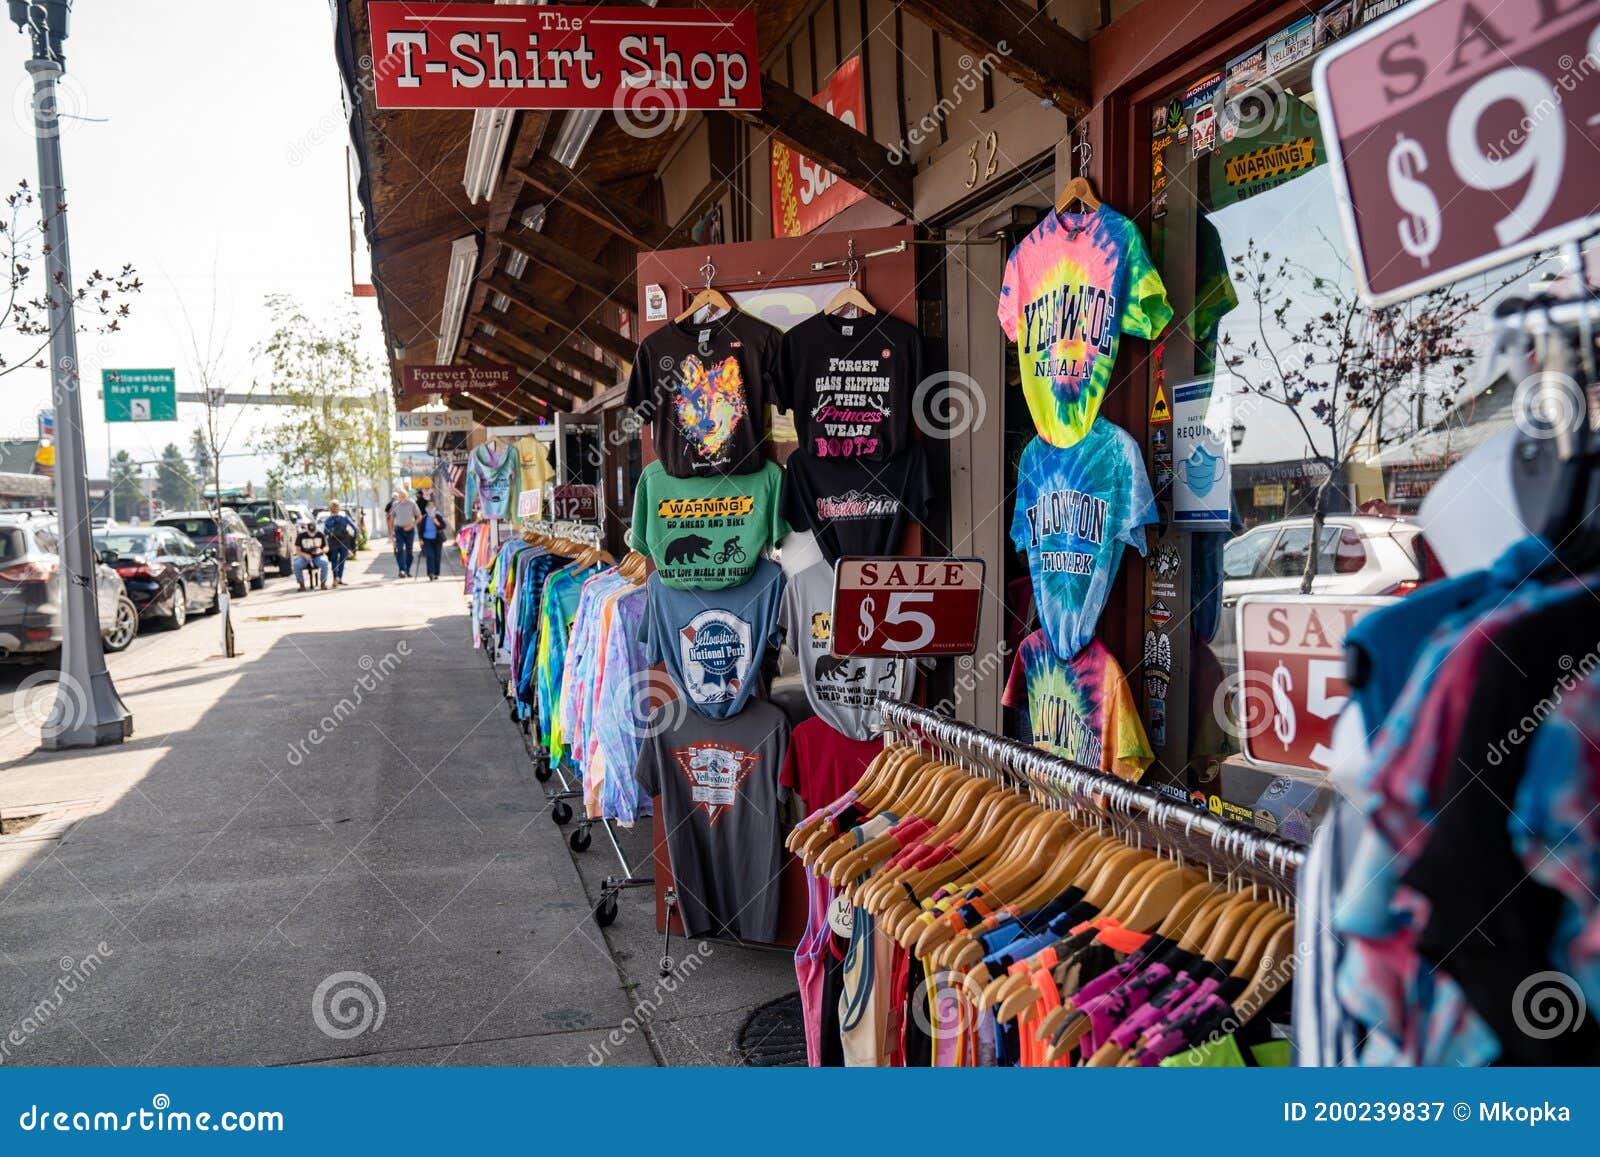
top-left (536, 559), bottom-right (604, 760)
top-left (625, 309), bottom-right (781, 477)
top-left (780, 444), bottom-right (932, 563)
top-left (776, 309), bottom-right (923, 460)
top-left (630, 459), bottom-right (788, 589)
top-left (641, 559), bottom-right (784, 720)
top-left (515, 435), bottom-right (553, 492)
top-left (465, 441), bottom-right (522, 520)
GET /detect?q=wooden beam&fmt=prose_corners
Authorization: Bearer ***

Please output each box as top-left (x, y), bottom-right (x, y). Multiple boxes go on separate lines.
top-left (661, 176), bottom-right (731, 250)
top-left (897, 0), bottom-right (1089, 117)
top-left (478, 312), bottom-right (615, 386)
top-left (460, 352), bottom-right (566, 412)
top-left (468, 330), bottom-right (593, 400)
top-left (515, 155), bottom-right (671, 249)
top-left (729, 76), bottom-right (914, 216)
top-left (486, 271), bottom-right (635, 364)
top-left (372, 210), bottom-right (484, 267)
top-left (503, 227), bottom-right (637, 310)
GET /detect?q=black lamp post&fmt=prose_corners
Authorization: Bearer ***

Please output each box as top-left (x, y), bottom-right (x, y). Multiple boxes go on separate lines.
top-left (11, 0), bottom-right (131, 747)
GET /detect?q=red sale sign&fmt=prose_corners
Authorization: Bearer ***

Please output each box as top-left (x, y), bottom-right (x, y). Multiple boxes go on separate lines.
top-left (1235, 595), bottom-right (1394, 773)
top-left (1315, 0), bottom-right (1600, 304)
top-left (770, 56), bottom-right (867, 237)
top-left (366, 3), bottom-right (760, 111)
top-left (830, 557), bottom-right (985, 658)
top-left (399, 365), bottom-right (516, 397)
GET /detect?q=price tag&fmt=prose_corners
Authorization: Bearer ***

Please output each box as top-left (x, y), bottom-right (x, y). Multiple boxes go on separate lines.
top-left (829, 556), bottom-right (985, 658)
top-left (827, 895), bottom-right (855, 938)
top-left (1315, 0), bottom-right (1600, 305)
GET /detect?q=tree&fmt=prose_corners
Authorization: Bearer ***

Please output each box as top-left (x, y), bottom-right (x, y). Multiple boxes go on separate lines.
top-left (188, 426), bottom-right (212, 489)
top-left (255, 295), bottom-right (390, 504)
top-left (155, 442), bottom-right (194, 510)
top-left (2, 179), bottom-right (140, 385)
top-left (109, 449), bottom-right (142, 518)
top-left (1218, 236), bottom-right (1524, 592)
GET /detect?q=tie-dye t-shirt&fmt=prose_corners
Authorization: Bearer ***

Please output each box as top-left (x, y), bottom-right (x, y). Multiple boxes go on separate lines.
top-left (1003, 630), bottom-right (1152, 781)
top-left (998, 205), bottom-right (1172, 448)
top-left (626, 309), bottom-right (781, 478)
top-left (1011, 423), bottom-right (1156, 660)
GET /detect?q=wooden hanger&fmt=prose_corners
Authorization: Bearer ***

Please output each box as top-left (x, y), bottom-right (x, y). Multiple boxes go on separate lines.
top-left (617, 549), bottom-right (649, 583)
top-left (1056, 124), bottom-right (1101, 215)
top-left (674, 255), bottom-right (734, 323)
top-left (823, 241), bottom-right (876, 319)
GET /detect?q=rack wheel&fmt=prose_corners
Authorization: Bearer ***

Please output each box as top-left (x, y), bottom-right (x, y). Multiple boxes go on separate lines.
top-left (659, 955), bottom-right (674, 977)
top-left (520, 717), bottom-right (531, 736)
top-left (595, 894), bottom-right (619, 927)
top-left (569, 825), bottom-right (593, 853)
top-left (551, 799), bottom-right (573, 825)
top-left (508, 702), bottom-right (518, 721)
top-left (533, 761), bottom-right (553, 783)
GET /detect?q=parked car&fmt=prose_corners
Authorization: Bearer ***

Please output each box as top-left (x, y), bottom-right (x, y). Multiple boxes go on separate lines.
top-left (156, 508), bottom-right (264, 597)
top-left (0, 516), bottom-right (140, 658)
top-left (221, 498), bottom-right (297, 576)
top-left (1212, 514), bottom-right (1428, 670)
top-left (94, 527), bottom-right (221, 630)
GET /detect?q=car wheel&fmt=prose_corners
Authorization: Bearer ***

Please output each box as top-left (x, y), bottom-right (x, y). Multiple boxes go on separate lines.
top-left (166, 583), bottom-right (188, 630)
top-left (249, 560), bottom-right (265, 590)
top-left (101, 595), bottom-right (140, 653)
top-left (229, 573), bottom-right (248, 599)
top-left (276, 554), bottom-right (293, 577)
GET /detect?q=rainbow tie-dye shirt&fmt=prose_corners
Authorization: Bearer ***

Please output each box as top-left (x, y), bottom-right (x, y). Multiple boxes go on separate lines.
top-left (998, 205), bottom-right (1172, 447)
top-left (1003, 631), bottom-right (1152, 781)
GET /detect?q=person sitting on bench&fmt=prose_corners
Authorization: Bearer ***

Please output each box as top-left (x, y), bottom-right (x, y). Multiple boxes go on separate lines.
top-left (292, 520), bottom-right (331, 590)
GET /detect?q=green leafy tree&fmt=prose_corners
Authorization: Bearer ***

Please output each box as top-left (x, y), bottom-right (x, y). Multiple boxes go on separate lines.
top-left (109, 449), bottom-right (142, 517)
top-left (155, 442), bottom-right (195, 510)
top-left (255, 295), bottom-right (390, 504)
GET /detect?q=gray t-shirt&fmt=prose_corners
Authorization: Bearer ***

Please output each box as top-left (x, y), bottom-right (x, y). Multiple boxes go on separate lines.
top-left (779, 558), bottom-right (907, 741)
top-left (389, 499), bottom-right (420, 530)
top-left (634, 698), bottom-right (789, 942)
top-left (642, 560), bottom-right (784, 720)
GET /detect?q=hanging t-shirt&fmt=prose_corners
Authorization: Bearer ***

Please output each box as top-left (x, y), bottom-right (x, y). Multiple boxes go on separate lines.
top-left (1002, 630), bottom-right (1153, 781)
top-left (625, 309), bottom-right (781, 477)
top-left (634, 698), bottom-right (790, 943)
top-left (1010, 423), bottom-right (1157, 659)
top-left (642, 560), bottom-right (784, 719)
top-left (515, 435), bottom-right (554, 492)
top-left (779, 716), bottom-right (883, 810)
top-left (998, 205), bottom-right (1172, 448)
top-left (780, 444), bottom-right (931, 563)
top-left (779, 558), bottom-right (906, 741)
top-left (630, 459), bottom-right (788, 590)
top-left (465, 442), bottom-right (521, 520)
top-left (776, 310), bottom-right (922, 459)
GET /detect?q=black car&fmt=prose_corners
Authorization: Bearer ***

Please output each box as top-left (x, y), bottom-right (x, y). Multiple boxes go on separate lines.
top-left (221, 498), bottom-right (296, 577)
top-left (157, 508), bottom-right (265, 598)
top-left (94, 527), bottom-right (220, 629)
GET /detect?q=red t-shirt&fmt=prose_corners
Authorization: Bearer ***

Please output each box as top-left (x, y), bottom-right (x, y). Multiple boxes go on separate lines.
top-left (779, 716), bottom-right (882, 811)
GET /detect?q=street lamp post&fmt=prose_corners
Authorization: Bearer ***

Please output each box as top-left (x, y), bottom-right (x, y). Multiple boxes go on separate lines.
top-left (11, 0), bottom-right (131, 747)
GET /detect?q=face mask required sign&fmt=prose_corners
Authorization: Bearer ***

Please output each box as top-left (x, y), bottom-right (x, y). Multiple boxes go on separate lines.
top-left (367, 2), bottom-right (760, 111)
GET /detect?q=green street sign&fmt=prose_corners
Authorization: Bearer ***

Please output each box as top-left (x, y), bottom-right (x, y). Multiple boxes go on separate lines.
top-left (102, 368), bottom-right (177, 422)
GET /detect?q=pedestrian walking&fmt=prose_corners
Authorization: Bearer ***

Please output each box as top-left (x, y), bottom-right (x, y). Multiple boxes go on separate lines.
top-left (417, 497), bottom-right (448, 581)
top-left (322, 499), bottom-right (358, 587)
top-left (386, 488), bottom-right (420, 579)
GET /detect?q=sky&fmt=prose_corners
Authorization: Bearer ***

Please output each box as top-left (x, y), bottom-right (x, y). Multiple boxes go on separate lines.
top-left (2, 0), bottom-right (394, 491)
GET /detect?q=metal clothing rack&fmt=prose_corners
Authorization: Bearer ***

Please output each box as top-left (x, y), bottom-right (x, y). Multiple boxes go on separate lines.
top-left (878, 702), bottom-right (1305, 893)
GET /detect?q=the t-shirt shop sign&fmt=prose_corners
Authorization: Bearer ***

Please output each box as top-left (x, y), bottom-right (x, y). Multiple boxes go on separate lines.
top-left (366, 2), bottom-right (760, 111)
top-left (831, 557), bottom-right (985, 658)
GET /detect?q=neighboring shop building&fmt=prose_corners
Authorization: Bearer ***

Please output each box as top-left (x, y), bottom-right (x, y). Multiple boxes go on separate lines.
top-left (337, 0), bottom-right (1501, 825)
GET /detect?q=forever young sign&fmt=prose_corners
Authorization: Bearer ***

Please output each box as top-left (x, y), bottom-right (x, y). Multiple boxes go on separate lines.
top-left (367, 2), bottom-right (760, 111)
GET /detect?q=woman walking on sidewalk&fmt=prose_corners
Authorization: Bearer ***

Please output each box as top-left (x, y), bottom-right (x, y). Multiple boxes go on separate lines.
top-left (417, 497), bottom-right (448, 581)
top-left (322, 499), bottom-right (358, 587)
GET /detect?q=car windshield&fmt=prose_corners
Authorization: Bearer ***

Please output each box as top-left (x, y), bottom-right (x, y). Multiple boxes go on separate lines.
top-left (227, 502), bottom-right (274, 524)
top-left (96, 532), bottom-right (155, 555)
top-left (161, 518), bottom-right (217, 538)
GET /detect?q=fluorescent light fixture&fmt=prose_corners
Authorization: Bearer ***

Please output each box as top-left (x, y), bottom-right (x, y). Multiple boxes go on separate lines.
top-left (520, 203), bottom-right (547, 232)
top-left (491, 291), bottom-right (511, 312)
top-left (506, 247), bottom-right (529, 278)
top-left (461, 0), bottom-right (536, 203)
top-left (436, 235), bottom-right (481, 364)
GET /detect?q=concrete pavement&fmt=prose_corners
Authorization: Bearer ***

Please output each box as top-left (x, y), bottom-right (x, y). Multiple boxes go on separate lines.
top-left (0, 545), bottom-right (795, 1066)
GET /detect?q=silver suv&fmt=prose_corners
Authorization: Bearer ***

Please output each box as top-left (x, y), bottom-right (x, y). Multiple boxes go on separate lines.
top-left (0, 515), bottom-right (140, 659)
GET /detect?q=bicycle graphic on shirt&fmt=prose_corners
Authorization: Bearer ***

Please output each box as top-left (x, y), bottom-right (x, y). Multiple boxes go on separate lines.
top-left (713, 537), bottom-right (747, 565)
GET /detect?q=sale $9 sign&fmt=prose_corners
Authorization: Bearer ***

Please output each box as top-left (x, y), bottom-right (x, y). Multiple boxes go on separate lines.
top-left (1315, 0), bottom-right (1600, 304)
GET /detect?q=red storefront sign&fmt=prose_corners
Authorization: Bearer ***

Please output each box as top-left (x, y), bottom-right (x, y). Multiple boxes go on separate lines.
top-left (830, 557), bottom-right (985, 658)
top-left (770, 56), bottom-right (867, 237)
top-left (1315, 0), bottom-right (1600, 305)
top-left (399, 365), bottom-right (516, 397)
top-left (367, 2), bottom-right (760, 112)
top-left (1235, 595), bottom-right (1394, 773)
top-left (552, 484), bottom-right (599, 522)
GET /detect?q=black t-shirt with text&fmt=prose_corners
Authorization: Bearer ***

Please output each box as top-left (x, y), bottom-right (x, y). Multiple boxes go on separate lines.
top-left (780, 443), bottom-right (931, 563)
top-left (626, 309), bottom-right (781, 478)
top-left (776, 310), bottom-right (922, 460)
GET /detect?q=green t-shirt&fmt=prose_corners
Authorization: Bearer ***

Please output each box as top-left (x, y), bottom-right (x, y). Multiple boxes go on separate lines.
top-left (630, 459), bottom-right (788, 590)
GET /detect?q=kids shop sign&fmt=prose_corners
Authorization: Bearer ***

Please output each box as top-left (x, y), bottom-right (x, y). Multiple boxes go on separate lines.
top-left (367, 2), bottom-right (760, 110)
